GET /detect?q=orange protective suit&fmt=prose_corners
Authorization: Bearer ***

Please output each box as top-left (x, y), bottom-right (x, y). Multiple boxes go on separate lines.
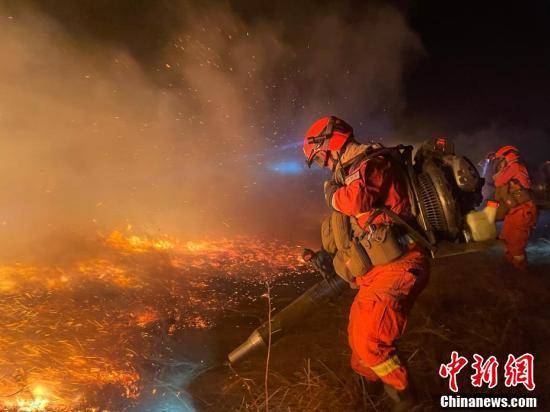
top-left (348, 248), bottom-right (429, 389)
top-left (500, 201), bottom-right (537, 268)
top-left (493, 159), bottom-right (537, 268)
top-left (329, 154), bottom-right (430, 391)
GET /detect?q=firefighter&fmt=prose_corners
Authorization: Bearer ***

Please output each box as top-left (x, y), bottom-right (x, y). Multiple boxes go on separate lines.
top-left (303, 116), bottom-right (429, 410)
top-left (491, 146), bottom-right (537, 270)
top-left (534, 160), bottom-right (550, 203)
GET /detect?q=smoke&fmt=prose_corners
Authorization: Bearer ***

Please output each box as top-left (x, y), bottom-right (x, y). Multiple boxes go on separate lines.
top-left (0, 2), bottom-right (423, 255)
top-left (454, 123), bottom-right (549, 169)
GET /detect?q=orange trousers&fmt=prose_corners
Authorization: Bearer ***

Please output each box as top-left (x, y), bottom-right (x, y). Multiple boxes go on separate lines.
top-left (500, 201), bottom-right (537, 267)
top-left (348, 248), bottom-right (429, 390)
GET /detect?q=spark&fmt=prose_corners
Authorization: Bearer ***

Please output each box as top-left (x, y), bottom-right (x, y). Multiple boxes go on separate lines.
top-left (0, 229), bottom-right (308, 410)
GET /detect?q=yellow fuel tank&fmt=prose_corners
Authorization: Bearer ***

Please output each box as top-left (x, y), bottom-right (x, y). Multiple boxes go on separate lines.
top-left (465, 201), bottom-right (498, 241)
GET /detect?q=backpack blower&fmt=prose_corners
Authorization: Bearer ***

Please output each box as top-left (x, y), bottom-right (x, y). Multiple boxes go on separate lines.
top-left (228, 138), bottom-right (492, 364)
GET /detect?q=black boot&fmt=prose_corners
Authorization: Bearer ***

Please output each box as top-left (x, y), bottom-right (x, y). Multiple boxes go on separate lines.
top-left (384, 383), bottom-right (416, 412)
top-left (357, 374), bottom-right (382, 392)
top-left (354, 374), bottom-right (383, 411)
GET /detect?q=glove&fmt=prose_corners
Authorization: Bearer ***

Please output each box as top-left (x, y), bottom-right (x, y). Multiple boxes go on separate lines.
top-left (324, 179), bottom-right (340, 209)
top-left (314, 249), bottom-right (336, 281)
top-left (302, 248), bottom-right (335, 281)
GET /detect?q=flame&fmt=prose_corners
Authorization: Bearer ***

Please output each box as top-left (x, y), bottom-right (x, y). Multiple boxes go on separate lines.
top-left (135, 309), bottom-right (160, 327)
top-left (106, 230), bottom-right (176, 253)
top-left (0, 229), bottom-right (308, 410)
top-left (15, 397), bottom-right (49, 412)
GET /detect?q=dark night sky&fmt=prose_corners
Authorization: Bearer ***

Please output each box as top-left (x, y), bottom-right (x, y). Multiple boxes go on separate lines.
top-left (21, 0), bottom-right (550, 136)
top-left (406, 1), bottom-right (550, 133)
top-left (2, 0), bottom-right (550, 243)
top-left (242, 0), bottom-right (550, 137)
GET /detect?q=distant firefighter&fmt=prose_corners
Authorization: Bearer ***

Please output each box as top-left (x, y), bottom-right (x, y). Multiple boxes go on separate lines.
top-left (490, 146), bottom-right (538, 269)
top-left (538, 160), bottom-right (550, 185)
top-left (533, 160), bottom-right (550, 204)
top-left (303, 116), bottom-right (429, 411)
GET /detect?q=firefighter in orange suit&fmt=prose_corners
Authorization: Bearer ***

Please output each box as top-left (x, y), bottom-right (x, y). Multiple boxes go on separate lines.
top-left (491, 146), bottom-right (537, 269)
top-left (303, 116), bottom-right (429, 410)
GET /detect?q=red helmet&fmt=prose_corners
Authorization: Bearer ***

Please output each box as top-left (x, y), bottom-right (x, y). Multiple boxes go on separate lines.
top-left (494, 145), bottom-right (519, 162)
top-left (303, 116), bottom-right (354, 167)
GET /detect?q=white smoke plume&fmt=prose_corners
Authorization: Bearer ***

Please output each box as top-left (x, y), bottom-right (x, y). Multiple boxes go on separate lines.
top-left (0, 2), bottom-right (423, 256)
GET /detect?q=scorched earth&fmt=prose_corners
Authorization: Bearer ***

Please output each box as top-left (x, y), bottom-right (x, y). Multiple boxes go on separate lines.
top-left (0, 229), bottom-right (311, 411)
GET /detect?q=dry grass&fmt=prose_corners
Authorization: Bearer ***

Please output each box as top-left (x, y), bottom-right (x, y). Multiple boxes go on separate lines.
top-left (191, 240), bottom-right (550, 411)
top-left (226, 358), bottom-right (363, 412)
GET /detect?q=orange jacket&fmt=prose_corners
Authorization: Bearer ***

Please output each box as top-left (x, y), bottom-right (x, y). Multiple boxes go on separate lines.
top-left (329, 156), bottom-right (411, 229)
top-left (493, 160), bottom-right (531, 189)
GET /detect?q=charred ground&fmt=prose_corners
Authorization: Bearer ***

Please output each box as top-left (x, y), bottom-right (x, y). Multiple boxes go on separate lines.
top-left (1, 220), bottom-right (548, 411)
top-left (189, 235), bottom-right (550, 411)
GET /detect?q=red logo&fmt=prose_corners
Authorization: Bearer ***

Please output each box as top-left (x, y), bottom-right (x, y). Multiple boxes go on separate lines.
top-left (504, 353), bottom-right (535, 391)
top-left (471, 354), bottom-right (499, 389)
top-left (439, 351), bottom-right (469, 393)
top-left (439, 352), bottom-right (535, 392)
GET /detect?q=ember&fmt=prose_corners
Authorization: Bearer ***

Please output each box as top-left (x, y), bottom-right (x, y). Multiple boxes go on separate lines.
top-left (0, 230), bottom-right (308, 410)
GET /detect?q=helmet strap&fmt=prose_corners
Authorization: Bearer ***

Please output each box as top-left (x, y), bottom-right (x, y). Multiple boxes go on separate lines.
top-left (325, 116), bottom-right (335, 137)
top-left (330, 150), bottom-right (346, 183)
top-left (306, 116), bottom-right (351, 168)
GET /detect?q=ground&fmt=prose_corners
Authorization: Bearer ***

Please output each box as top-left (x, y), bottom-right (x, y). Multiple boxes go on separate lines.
top-left (189, 238), bottom-right (550, 411)
top-left (1, 224), bottom-right (549, 411)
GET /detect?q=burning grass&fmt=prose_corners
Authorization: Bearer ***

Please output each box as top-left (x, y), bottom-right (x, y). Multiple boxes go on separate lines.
top-left (3, 227), bottom-right (549, 411)
top-left (191, 240), bottom-right (550, 411)
top-left (0, 229), bottom-right (309, 411)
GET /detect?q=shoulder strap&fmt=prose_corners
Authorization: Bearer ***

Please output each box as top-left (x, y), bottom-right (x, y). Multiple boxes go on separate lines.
top-left (346, 144), bottom-right (436, 252)
top-left (378, 207), bottom-right (436, 252)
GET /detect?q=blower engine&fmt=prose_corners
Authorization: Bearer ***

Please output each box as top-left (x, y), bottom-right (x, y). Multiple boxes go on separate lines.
top-left (228, 138), bottom-right (487, 364)
top-left (412, 138), bottom-right (484, 244)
